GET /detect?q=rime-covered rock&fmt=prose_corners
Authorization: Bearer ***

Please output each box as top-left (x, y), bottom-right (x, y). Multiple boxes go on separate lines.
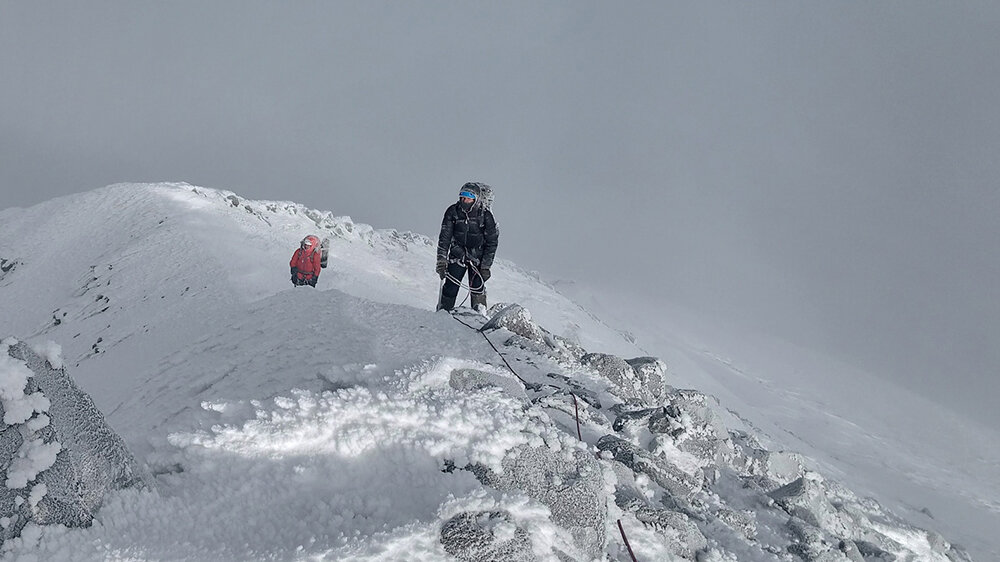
top-left (1, 338), bottom-right (145, 547)
top-left (484, 303), bottom-right (585, 363)
top-left (582, 353), bottom-right (657, 405)
top-left (714, 507), bottom-right (758, 541)
top-left (625, 357), bottom-right (667, 402)
top-left (729, 430), bottom-right (808, 492)
top-left (769, 474), bottom-right (851, 536)
top-left (853, 539), bottom-right (897, 561)
top-left (614, 390), bottom-right (738, 469)
top-left (616, 490), bottom-right (708, 559)
top-left (467, 444), bottom-right (607, 555)
top-left (440, 510), bottom-right (535, 562)
top-left (785, 517), bottom-right (850, 562)
top-left (450, 368), bottom-right (528, 402)
top-left (481, 304), bottom-right (545, 342)
top-left (544, 372), bottom-right (603, 409)
top-left (596, 434), bottom-right (703, 505)
top-left (660, 390), bottom-right (734, 464)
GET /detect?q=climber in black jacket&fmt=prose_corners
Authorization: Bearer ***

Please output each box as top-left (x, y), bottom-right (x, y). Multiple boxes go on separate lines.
top-left (436, 182), bottom-right (499, 312)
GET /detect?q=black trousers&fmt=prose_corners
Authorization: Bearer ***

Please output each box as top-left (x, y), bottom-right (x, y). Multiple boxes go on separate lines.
top-left (439, 262), bottom-right (486, 310)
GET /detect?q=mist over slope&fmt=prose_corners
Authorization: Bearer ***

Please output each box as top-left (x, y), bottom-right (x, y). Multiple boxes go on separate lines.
top-left (0, 183), bottom-right (991, 560)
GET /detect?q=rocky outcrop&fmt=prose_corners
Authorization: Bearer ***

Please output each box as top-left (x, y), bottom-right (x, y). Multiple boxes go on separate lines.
top-left (450, 303), bottom-right (974, 561)
top-left (1, 338), bottom-right (145, 547)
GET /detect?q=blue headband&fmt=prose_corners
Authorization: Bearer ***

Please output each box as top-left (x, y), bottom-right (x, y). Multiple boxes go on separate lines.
top-left (459, 191), bottom-right (476, 200)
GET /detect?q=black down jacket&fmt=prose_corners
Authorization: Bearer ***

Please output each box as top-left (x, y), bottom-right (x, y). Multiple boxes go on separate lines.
top-left (437, 202), bottom-right (499, 268)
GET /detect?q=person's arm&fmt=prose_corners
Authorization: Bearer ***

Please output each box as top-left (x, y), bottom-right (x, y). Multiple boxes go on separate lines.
top-left (480, 210), bottom-right (499, 269)
top-left (437, 207), bottom-right (455, 262)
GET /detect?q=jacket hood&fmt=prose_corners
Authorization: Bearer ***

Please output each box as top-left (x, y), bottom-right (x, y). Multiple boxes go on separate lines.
top-left (300, 235), bottom-right (321, 251)
top-left (459, 182), bottom-right (493, 213)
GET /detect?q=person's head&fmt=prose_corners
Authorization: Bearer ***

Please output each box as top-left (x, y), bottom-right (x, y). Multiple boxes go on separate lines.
top-left (458, 183), bottom-right (480, 210)
top-left (301, 237), bottom-right (314, 250)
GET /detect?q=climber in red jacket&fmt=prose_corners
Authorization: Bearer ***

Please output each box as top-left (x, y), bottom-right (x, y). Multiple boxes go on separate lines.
top-left (290, 235), bottom-right (322, 287)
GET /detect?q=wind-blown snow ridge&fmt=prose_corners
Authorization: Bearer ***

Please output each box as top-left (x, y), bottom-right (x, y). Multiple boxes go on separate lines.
top-left (0, 183), bottom-right (985, 560)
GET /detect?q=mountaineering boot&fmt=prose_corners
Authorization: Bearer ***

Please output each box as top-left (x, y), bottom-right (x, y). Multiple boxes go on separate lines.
top-left (470, 292), bottom-right (487, 314)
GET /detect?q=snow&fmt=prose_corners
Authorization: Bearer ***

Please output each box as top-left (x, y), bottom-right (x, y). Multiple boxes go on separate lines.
top-left (26, 484), bottom-right (47, 509)
top-left (29, 342), bottom-right (63, 370)
top-left (5, 438), bottom-right (61, 489)
top-left (0, 342), bottom-right (52, 425)
top-left (0, 183), bottom-right (993, 560)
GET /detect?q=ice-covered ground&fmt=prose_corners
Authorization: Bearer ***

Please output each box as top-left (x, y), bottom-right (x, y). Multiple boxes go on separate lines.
top-left (0, 183), bottom-right (994, 560)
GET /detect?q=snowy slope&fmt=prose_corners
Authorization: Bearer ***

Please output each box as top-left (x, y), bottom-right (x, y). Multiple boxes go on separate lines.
top-left (0, 183), bottom-right (983, 561)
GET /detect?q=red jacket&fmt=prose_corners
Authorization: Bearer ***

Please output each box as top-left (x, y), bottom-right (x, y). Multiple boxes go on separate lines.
top-left (290, 236), bottom-right (322, 278)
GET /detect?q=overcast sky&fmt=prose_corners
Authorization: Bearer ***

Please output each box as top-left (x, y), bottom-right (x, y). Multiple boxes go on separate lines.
top-left (2, 1), bottom-right (999, 426)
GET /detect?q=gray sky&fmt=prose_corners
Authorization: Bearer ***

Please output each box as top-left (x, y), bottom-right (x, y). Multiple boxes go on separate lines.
top-left (3, 2), bottom-right (999, 426)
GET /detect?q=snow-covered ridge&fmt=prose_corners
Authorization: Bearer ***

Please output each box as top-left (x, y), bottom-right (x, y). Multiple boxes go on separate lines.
top-left (0, 183), bottom-right (981, 560)
top-left (0, 183), bottom-right (639, 369)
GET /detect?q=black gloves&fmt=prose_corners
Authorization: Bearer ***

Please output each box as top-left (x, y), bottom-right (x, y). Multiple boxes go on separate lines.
top-left (479, 267), bottom-right (491, 282)
top-left (290, 267), bottom-right (298, 284)
top-left (436, 260), bottom-right (447, 279)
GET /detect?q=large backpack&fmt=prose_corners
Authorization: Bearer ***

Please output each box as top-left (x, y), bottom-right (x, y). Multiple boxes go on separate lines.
top-left (465, 182), bottom-right (494, 212)
top-left (464, 182), bottom-right (494, 230)
top-left (320, 237), bottom-right (331, 268)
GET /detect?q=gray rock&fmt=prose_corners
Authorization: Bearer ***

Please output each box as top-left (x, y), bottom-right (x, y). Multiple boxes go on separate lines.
top-left (612, 407), bottom-right (666, 434)
top-left (853, 540), bottom-right (897, 561)
top-left (450, 368), bottom-right (528, 402)
top-left (597, 434), bottom-right (703, 505)
top-left (714, 508), bottom-right (758, 541)
top-left (582, 353), bottom-right (655, 405)
top-left (467, 444), bottom-right (607, 555)
top-left (544, 373), bottom-right (603, 410)
top-left (485, 304), bottom-right (586, 364)
top-left (769, 476), bottom-right (850, 536)
top-left (481, 304), bottom-right (544, 342)
top-left (1, 338), bottom-right (145, 547)
top-left (728, 430), bottom-right (807, 492)
top-left (636, 507), bottom-right (707, 559)
top-left (786, 518), bottom-right (847, 562)
top-left (440, 510), bottom-right (535, 562)
top-left (615, 489), bottom-right (707, 559)
top-left (659, 390), bottom-right (734, 465)
top-left (837, 540), bottom-right (866, 562)
top-left (0, 258), bottom-right (19, 283)
top-left (625, 357), bottom-right (667, 402)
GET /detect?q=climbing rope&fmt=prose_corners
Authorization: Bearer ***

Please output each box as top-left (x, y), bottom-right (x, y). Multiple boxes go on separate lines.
top-left (442, 266), bottom-right (485, 294)
top-left (441, 262), bottom-right (486, 308)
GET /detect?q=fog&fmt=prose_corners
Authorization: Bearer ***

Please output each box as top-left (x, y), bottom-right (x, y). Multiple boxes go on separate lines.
top-left (2, 2), bottom-right (998, 426)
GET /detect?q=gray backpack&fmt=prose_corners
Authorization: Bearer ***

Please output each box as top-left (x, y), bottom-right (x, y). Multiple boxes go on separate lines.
top-left (320, 237), bottom-right (331, 268)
